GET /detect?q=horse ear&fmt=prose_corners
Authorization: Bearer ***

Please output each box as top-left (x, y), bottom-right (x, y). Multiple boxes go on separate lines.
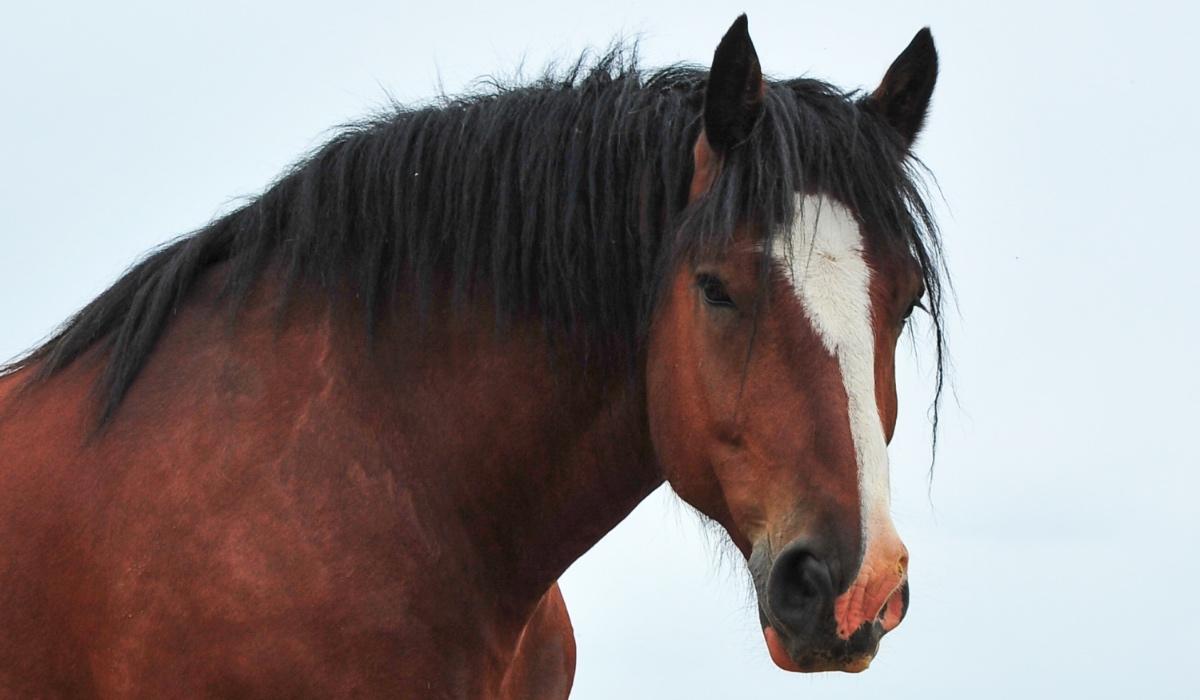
top-left (867, 28), bottom-right (938, 146)
top-left (704, 14), bottom-right (764, 153)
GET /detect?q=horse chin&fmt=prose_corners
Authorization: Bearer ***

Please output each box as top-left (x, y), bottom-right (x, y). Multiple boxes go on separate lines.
top-left (762, 626), bottom-right (875, 674)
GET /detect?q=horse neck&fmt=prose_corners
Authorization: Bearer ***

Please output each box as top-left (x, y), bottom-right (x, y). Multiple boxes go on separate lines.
top-left (332, 286), bottom-right (664, 613)
top-left (17, 262), bottom-right (664, 619)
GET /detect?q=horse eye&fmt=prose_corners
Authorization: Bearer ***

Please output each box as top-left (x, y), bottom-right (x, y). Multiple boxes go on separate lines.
top-left (697, 274), bottom-right (735, 308)
top-left (902, 298), bottom-right (927, 323)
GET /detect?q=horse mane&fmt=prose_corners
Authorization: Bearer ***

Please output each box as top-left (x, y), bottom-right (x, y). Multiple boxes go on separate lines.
top-left (3, 48), bottom-right (947, 428)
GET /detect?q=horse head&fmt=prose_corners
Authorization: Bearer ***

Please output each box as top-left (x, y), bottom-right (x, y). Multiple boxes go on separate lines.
top-left (647, 16), bottom-right (940, 672)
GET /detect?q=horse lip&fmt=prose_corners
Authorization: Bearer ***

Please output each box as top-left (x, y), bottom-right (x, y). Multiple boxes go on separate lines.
top-left (761, 618), bottom-right (883, 673)
top-left (763, 626), bottom-right (805, 672)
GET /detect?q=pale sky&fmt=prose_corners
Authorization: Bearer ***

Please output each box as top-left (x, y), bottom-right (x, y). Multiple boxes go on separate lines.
top-left (2, 2), bottom-right (1197, 697)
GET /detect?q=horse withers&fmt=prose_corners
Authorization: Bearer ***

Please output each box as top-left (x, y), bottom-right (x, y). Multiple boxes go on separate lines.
top-left (0, 15), bottom-right (945, 698)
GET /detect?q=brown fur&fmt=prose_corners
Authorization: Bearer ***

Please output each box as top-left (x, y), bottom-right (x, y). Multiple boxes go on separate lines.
top-left (0, 268), bottom-right (654, 697)
top-left (499, 584), bottom-right (575, 700)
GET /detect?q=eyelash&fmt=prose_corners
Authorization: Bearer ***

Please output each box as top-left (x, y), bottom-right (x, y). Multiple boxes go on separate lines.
top-left (903, 298), bottom-right (928, 322)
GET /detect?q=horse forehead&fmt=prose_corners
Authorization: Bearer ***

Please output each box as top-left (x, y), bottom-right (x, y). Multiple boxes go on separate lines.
top-left (786, 196), bottom-right (865, 259)
top-left (773, 195), bottom-right (874, 345)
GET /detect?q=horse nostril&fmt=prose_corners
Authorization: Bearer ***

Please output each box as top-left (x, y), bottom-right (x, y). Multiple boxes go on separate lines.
top-left (877, 580), bottom-right (909, 633)
top-left (767, 545), bottom-right (835, 636)
top-left (789, 554), bottom-right (824, 600)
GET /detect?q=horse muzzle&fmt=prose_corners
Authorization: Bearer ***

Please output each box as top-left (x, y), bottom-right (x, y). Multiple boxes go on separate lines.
top-left (752, 538), bottom-right (909, 673)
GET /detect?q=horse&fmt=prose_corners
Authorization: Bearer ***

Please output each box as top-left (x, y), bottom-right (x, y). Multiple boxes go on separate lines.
top-left (0, 15), bottom-right (945, 698)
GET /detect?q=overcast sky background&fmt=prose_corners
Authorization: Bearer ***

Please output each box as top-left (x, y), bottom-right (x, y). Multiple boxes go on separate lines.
top-left (2, 2), bottom-right (1197, 697)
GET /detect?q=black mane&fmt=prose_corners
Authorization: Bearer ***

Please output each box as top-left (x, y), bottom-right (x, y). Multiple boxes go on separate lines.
top-left (4, 50), bottom-right (947, 426)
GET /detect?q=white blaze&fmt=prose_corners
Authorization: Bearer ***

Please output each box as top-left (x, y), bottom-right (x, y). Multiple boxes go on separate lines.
top-left (776, 194), bottom-right (891, 538)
